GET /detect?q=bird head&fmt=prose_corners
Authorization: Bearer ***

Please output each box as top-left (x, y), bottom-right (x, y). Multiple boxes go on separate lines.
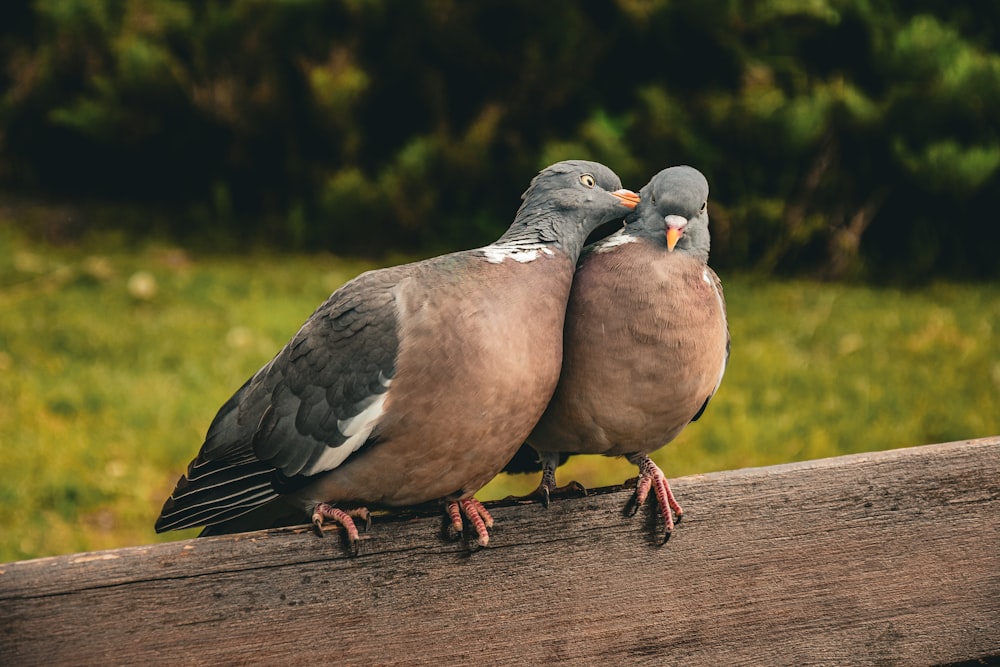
top-left (629, 165), bottom-right (710, 258)
top-left (507, 160), bottom-right (639, 255)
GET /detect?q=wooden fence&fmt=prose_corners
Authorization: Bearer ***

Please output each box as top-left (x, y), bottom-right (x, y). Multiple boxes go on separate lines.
top-left (2, 436), bottom-right (998, 666)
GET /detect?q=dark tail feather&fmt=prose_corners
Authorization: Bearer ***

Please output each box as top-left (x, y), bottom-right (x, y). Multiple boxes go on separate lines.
top-left (198, 500), bottom-right (309, 536)
top-left (155, 457), bottom-right (280, 533)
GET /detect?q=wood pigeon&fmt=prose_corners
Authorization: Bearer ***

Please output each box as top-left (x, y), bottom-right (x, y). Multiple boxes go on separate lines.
top-left (507, 165), bottom-right (729, 542)
top-left (155, 160), bottom-right (639, 552)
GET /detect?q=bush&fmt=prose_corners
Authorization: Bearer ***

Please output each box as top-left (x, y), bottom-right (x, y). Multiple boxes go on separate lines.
top-left (1, 0), bottom-right (998, 279)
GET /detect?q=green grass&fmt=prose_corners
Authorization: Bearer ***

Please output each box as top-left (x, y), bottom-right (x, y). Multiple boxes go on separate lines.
top-left (2, 226), bottom-right (998, 562)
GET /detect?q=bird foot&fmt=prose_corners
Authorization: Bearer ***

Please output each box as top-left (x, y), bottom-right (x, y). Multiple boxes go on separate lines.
top-left (534, 459), bottom-right (587, 507)
top-left (445, 498), bottom-right (494, 547)
top-left (624, 457), bottom-right (684, 543)
top-left (312, 504), bottom-right (371, 555)
top-left (500, 479), bottom-right (587, 506)
top-left (537, 479), bottom-right (588, 507)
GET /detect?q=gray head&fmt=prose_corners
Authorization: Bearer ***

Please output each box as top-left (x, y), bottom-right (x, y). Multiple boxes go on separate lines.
top-left (501, 160), bottom-right (639, 260)
top-left (627, 165), bottom-right (711, 261)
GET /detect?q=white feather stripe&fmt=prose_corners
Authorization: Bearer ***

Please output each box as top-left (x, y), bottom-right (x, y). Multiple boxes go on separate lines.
top-left (594, 232), bottom-right (638, 253)
top-left (481, 243), bottom-right (554, 264)
top-left (701, 267), bottom-right (713, 286)
top-left (175, 468), bottom-right (273, 502)
top-left (302, 392), bottom-right (388, 476)
top-left (377, 370), bottom-right (392, 389)
top-left (166, 487), bottom-right (275, 524)
top-left (156, 486), bottom-right (276, 530)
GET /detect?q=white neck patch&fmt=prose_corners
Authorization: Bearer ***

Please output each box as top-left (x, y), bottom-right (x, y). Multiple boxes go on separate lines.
top-left (481, 242), bottom-right (555, 264)
top-left (594, 232), bottom-right (638, 253)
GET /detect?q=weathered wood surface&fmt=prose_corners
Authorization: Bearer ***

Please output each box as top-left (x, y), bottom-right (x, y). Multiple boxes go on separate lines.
top-left (2, 437), bottom-right (998, 666)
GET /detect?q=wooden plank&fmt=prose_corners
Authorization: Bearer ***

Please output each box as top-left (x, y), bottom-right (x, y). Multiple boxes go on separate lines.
top-left (1, 437), bottom-right (998, 666)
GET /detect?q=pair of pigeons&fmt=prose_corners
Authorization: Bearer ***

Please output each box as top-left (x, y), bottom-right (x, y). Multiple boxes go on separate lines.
top-left (155, 161), bottom-right (729, 551)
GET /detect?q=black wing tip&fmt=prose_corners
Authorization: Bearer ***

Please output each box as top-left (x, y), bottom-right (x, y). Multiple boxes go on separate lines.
top-left (502, 444), bottom-right (571, 474)
top-left (154, 459), bottom-right (280, 532)
top-left (501, 443), bottom-right (545, 474)
top-left (689, 396), bottom-right (710, 423)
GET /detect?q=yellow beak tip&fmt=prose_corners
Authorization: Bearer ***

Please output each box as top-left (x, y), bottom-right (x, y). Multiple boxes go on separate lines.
top-left (666, 228), bottom-right (682, 251)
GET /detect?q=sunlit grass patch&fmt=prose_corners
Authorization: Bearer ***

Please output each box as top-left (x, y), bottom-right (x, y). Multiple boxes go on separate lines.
top-left (1, 229), bottom-right (384, 561)
top-left (1, 227), bottom-right (997, 560)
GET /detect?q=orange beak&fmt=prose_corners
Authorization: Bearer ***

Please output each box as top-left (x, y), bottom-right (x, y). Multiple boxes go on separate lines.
top-left (611, 189), bottom-right (640, 209)
top-left (666, 227), bottom-right (683, 252)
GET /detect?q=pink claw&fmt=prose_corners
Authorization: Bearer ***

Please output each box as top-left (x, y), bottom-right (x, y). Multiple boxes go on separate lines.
top-left (446, 498), bottom-right (494, 547)
top-left (629, 456), bottom-right (684, 542)
top-left (312, 503), bottom-right (370, 554)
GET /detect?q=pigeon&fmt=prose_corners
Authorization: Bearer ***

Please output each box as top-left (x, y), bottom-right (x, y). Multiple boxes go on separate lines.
top-left (507, 165), bottom-right (729, 542)
top-left (154, 160), bottom-right (639, 552)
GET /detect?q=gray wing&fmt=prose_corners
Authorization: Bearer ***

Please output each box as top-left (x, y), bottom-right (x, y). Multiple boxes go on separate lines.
top-left (691, 266), bottom-right (729, 422)
top-left (209, 267), bottom-right (401, 476)
top-left (155, 267), bottom-right (402, 532)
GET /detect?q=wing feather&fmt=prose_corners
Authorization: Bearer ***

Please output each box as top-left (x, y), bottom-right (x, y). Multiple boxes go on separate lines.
top-left (155, 267), bottom-right (404, 531)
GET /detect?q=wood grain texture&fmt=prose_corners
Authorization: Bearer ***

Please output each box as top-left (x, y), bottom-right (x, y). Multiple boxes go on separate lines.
top-left (2, 437), bottom-right (998, 666)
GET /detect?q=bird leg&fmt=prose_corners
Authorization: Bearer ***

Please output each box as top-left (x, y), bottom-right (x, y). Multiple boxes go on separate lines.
top-left (446, 498), bottom-right (494, 547)
top-left (526, 453), bottom-right (587, 507)
top-left (625, 455), bottom-right (684, 543)
top-left (538, 460), bottom-right (557, 508)
top-left (312, 503), bottom-right (371, 554)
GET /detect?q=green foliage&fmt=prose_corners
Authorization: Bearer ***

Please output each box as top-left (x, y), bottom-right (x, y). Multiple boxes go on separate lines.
top-left (1, 230), bottom-right (997, 561)
top-left (2, 1), bottom-right (1000, 278)
top-left (894, 139), bottom-right (1000, 194)
top-left (884, 14), bottom-right (1000, 195)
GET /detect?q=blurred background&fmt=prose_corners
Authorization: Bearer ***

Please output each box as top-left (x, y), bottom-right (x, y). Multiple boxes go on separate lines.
top-left (1, 0), bottom-right (997, 561)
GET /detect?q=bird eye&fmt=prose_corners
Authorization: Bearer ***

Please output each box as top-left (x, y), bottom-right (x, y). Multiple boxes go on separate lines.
top-left (700, 201), bottom-right (707, 213)
top-left (580, 174), bottom-right (596, 188)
